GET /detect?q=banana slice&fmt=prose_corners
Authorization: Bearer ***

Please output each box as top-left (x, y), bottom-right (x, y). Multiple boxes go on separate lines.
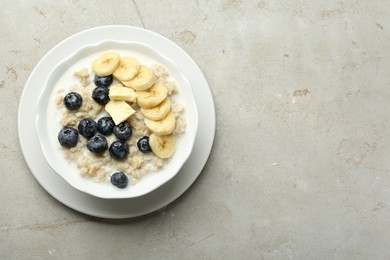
top-left (144, 111), bottom-right (175, 135)
top-left (149, 134), bottom-right (175, 159)
top-left (113, 57), bottom-right (140, 81)
top-left (105, 100), bottom-right (135, 125)
top-left (109, 85), bottom-right (137, 103)
top-left (92, 52), bottom-right (120, 76)
top-left (136, 82), bottom-right (167, 109)
top-left (140, 97), bottom-right (171, 121)
top-left (121, 66), bottom-right (156, 91)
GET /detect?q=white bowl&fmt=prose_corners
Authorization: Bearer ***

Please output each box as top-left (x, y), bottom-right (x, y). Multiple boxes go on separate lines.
top-left (35, 40), bottom-right (198, 199)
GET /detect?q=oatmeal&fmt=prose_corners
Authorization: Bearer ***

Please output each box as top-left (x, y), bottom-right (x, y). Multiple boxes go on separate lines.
top-left (56, 52), bottom-right (186, 188)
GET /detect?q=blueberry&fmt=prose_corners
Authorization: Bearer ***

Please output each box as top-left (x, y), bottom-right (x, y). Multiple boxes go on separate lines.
top-left (94, 74), bottom-right (113, 88)
top-left (109, 141), bottom-right (129, 160)
top-left (137, 136), bottom-right (152, 153)
top-left (97, 117), bottom-right (115, 135)
top-left (78, 118), bottom-right (97, 138)
top-left (110, 172), bottom-right (128, 188)
top-left (58, 127), bottom-right (79, 148)
top-left (92, 87), bottom-right (109, 105)
top-left (113, 122), bottom-right (132, 140)
top-left (64, 92), bottom-right (82, 110)
top-left (86, 134), bottom-right (108, 154)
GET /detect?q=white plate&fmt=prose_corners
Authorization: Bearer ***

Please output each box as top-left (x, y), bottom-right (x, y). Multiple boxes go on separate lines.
top-left (18, 26), bottom-right (215, 218)
top-left (35, 40), bottom-right (198, 199)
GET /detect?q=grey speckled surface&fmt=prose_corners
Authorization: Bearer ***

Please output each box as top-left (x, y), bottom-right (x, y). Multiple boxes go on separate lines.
top-left (2, 0), bottom-right (390, 259)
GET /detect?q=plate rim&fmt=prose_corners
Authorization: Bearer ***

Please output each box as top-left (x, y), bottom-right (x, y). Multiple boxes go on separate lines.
top-left (18, 25), bottom-right (216, 219)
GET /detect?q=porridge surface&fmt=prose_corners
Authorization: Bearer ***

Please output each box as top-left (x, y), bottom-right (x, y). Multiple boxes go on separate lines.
top-left (56, 64), bottom-right (186, 184)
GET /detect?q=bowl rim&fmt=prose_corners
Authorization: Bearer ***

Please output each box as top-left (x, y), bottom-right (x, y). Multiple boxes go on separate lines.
top-left (35, 39), bottom-right (199, 199)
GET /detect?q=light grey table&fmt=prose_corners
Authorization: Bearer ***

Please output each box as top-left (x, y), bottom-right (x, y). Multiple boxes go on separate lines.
top-left (2, 1), bottom-right (390, 259)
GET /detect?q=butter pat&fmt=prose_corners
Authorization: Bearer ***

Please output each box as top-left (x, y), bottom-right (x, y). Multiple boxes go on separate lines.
top-left (109, 85), bottom-right (137, 102)
top-left (105, 100), bottom-right (135, 125)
